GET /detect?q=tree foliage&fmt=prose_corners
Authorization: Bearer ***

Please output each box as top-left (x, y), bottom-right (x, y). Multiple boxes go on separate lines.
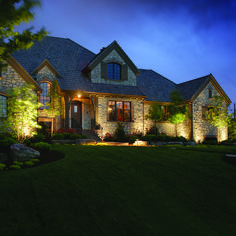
top-left (145, 101), bottom-right (164, 135)
top-left (0, 0), bottom-right (48, 66)
top-left (1, 86), bottom-right (43, 143)
top-left (168, 89), bottom-right (190, 136)
top-left (207, 95), bottom-right (231, 129)
top-left (43, 80), bottom-right (61, 136)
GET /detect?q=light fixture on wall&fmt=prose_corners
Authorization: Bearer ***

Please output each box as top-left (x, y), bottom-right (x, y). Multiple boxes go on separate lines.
top-left (78, 94), bottom-right (81, 98)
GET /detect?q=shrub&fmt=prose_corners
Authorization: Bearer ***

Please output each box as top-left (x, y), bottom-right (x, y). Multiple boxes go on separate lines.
top-left (30, 134), bottom-right (45, 143)
top-left (13, 161), bottom-right (24, 166)
top-left (129, 135), bottom-right (138, 144)
top-left (30, 142), bottom-right (51, 152)
top-left (31, 159), bottom-right (39, 163)
top-left (53, 133), bottom-right (64, 140)
top-left (70, 134), bottom-right (82, 140)
top-left (63, 132), bottom-right (71, 139)
top-left (81, 135), bottom-right (88, 139)
top-left (0, 164), bottom-right (6, 171)
top-left (25, 161), bottom-right (34, 166)
top-left (141, 135), bottom-right (156, 142)
top-left (114, 122), bottom-right (126, 141)
top-left (0, 136), bottom-right (17, 152)
top-left (146, 126), bottom-right (159, 135)
top-left (9, 165), bottom-right (21, 170)
top-left (202, 140), bottom-right (218, 145)
top-left (104, 133), bottom-right (114, 141)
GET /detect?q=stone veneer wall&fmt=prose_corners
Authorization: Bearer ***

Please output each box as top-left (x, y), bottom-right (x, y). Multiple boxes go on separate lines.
top-left (36, 66), bottom-right (61, 130)
top-left (91, 49), bottom-right (136, 86)
top-left (192, 82), bottom-right (228, 142)
top-left (96, 96), bottom-right (144, 136)
top-left (0, 64), bottom-right (27, 92)
top-left (143, 103), bottom-right (191, 139)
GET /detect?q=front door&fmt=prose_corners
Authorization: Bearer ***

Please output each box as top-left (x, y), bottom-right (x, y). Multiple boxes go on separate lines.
top-left (71, 101), bottom-right (82, 128)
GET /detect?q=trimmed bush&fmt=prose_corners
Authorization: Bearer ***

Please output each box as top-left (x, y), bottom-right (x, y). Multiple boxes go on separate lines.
top-left (129, 135), bottom-right (138, 144)
top-left (0, 164), bottom-right (6, 171)
top-left (9, 165), bottom-right (21, 170)
top-left (25, 161), bottom-right (34, 166)
top-left (30, 134), bottom-right (45, 143)
top-left (0, 136), bottom-right (17, 152)
top-left (30, 142), bottom-right (51, 152)
top-left (53, 133), bottom-right (64, 140)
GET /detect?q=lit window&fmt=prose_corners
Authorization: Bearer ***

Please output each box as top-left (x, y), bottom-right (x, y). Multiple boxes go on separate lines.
top-left (0, 95), bottom-right (7, 118)
top-left (40, 82), bottom-right (51, 109)
top-left (108, 101), bottom-right (131, 122)
top-left (107, 63), bottom-right (121, 80)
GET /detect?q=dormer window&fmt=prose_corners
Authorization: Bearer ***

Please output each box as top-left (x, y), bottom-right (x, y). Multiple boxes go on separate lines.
top-left (107, 63), bottom-right (121, 80)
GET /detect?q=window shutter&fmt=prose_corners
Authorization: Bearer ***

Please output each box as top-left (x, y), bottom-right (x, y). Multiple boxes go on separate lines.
top-left (101, 62), bottom-right (107, 79)
top-left (121, 64), bottom-right (128, 80)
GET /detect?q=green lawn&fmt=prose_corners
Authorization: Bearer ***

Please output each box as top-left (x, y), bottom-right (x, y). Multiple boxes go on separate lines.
top-left (0, 145), bottom-right (236, 236)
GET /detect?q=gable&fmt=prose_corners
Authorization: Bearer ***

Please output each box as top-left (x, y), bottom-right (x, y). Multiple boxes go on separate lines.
top-left (31, 59), bottom-right (61, 79)
top-left (6, 57), bottom-right (42, 93)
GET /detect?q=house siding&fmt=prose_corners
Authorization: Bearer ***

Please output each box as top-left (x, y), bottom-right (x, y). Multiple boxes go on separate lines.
top-left (91, 49), bottom-right (136, 86)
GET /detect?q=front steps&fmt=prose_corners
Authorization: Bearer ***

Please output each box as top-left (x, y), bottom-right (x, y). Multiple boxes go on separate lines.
top-left (82, 129), bottom-right (102, 142)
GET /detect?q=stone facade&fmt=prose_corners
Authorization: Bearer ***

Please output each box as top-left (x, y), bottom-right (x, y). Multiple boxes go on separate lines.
top-left (96, 96), bottom-right (144, 136)
top-left (0, 65), bottom-right (26, 92)
top-left (192, 81), bottom-right (227, 142)
top-left (91, 49), bottom-right (136, 86)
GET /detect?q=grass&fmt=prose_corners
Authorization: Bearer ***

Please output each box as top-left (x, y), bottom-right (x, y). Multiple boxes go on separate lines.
top-left (0, 145), bottom-right (236, 235)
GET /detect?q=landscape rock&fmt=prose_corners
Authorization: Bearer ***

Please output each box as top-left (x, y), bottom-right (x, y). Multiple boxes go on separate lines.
top-left (133, 140), bottom-right (149, 146)
top-left (75, 139), bottom-right (97, 145)
top-left (184, 141), bottom-right (196, 146)
top-left (166, 141), bottom-right (183, 146)
top-left (149, 141), bottom-right (166, 146)
top-left (10, 143), bottom-right (40, 162)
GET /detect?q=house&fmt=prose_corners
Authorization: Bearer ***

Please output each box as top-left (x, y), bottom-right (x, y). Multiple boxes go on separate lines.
top-left (0, 36), bottom-right (231, 142)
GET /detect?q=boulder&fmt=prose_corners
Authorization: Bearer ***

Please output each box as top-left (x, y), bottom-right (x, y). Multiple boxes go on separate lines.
top-left (133, 140), bottom-right (149, 146)
top-left (10, 143), bottom-right (40, 162)
top-left (166, 141), bottom-right (183, 146)
top-left (149, 141), bottom-right (166, 146)
top-left (75, 139), bottom-right (97, 145)
top-left (184, 141), bottom-right (196, 146)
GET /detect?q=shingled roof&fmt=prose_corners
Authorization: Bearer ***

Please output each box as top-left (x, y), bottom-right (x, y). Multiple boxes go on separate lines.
top-left (137, 69), bottom-right (176, 102)
top-left (12, 36), bottom-right (144, 96)
top-left (11, 36), bottom-right (230, 103)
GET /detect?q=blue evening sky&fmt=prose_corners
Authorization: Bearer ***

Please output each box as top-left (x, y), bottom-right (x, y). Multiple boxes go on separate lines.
top-left (17, 0), bottom-right (236, 110)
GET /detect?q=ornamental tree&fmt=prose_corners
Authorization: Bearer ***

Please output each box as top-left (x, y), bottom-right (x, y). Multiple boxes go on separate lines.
top-left (168, 89), bottom-right (190, 137)
top-left (0, 0), bottom-right (47, 67)
top-left (206, 95), bottom-right (232, 141)
top-left (1, 86), bottom-right (43, 143)
top-left (145, 101), bottom-right (165, 135)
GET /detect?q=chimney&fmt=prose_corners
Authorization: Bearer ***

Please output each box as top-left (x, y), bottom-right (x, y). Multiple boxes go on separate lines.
top-left (100, 47), bottom-right (106, 53)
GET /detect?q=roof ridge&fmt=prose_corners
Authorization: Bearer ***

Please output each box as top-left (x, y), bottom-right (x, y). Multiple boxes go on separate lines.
top-left (177, 74), bottom-right (210, 86)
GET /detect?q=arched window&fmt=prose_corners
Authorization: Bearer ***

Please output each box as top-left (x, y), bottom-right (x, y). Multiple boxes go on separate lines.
top-left (107, 63), bottom-right (121, 80)
top-left (0, 95), bottom-right (7, 118)
top-left (40, 82), bottom-right (51, 109)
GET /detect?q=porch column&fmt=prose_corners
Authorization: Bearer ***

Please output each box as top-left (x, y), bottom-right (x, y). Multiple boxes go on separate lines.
top-left (90, 95), bottom-right (96, 129)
